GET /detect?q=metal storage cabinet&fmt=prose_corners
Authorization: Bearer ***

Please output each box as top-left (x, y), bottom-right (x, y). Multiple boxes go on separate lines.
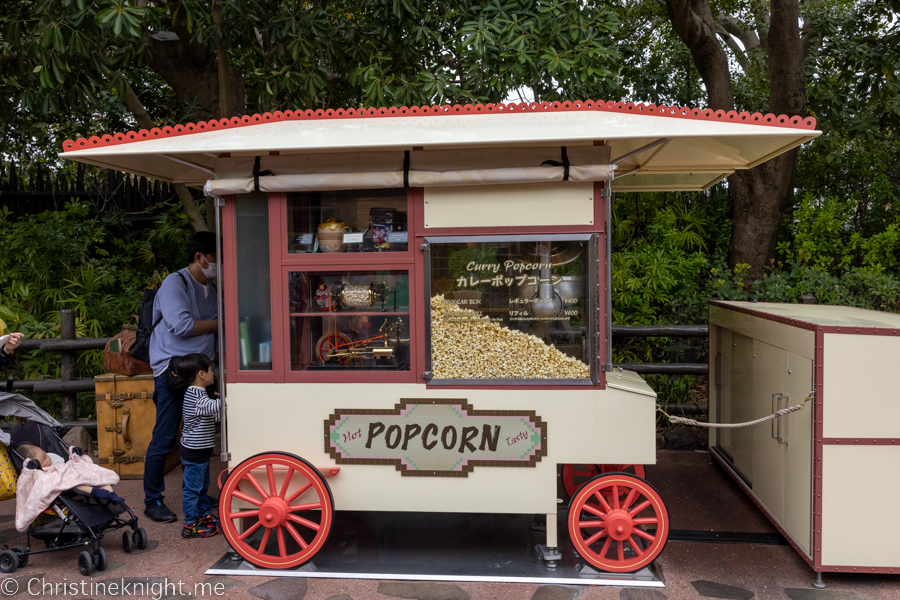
top-left (709, 301), bottom-right (900, 575)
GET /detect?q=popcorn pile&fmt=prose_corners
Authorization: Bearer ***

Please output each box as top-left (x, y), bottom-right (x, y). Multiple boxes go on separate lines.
top-left (430, 295), bottom-right (590, 379)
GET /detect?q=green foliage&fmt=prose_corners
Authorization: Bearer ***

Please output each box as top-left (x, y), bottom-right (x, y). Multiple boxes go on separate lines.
top-left (1, 0), bottom-right (624, 161)
top-left (613, 130), bottom-right (900, 422)
top-left (805, 0), bottom-right (900, 139)
top-left (0, 200), bottom-right (193, 417)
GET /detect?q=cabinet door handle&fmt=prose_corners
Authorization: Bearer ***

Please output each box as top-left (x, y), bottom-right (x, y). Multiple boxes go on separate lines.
top-left (771, 393), bottom-right (783, 440)
top-left (777, 395), bottom-right (788, 445)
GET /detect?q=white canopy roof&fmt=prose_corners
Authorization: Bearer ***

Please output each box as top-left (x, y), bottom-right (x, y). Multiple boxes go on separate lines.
top-left (60, 101), bottom-right (819, 192)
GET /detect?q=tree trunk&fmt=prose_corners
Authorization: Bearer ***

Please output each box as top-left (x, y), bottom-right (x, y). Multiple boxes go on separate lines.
top-left (174, 183), bottom-right (211, 232)
top-left (666, 0), bottom-right (806, 283)
top-left (726, 152), bottom-right (796, 274)
top-left (728, 0), bottom-right (805, 282)
top-left (665, 0), bottom-right (734, 111)
top-left (145, 6), bottom-right (244, 122)
top-left (211, 0), bottom-right (231, 119)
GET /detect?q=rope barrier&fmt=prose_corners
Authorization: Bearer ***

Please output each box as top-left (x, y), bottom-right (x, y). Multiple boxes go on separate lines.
top-left (657, 392), bottom-right (814, 428)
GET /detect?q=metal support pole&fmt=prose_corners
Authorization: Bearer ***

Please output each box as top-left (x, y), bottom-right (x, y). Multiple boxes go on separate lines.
top-left (59, 309), bottom-right (76, 421)
top-left (603, 184), bottom-right (613, 372)
top-left (812, 572), bottom-right (825, 589)
top-left (214, 195), bottom-right (229, 463)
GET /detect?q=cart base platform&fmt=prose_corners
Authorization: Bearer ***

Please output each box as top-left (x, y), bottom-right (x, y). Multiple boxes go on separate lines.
top-left (206, 510), bottom-right (664, 587)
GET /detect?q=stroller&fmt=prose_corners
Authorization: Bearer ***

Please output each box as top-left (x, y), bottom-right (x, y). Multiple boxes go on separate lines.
top-left (0, 390), bottom-right (148, 575)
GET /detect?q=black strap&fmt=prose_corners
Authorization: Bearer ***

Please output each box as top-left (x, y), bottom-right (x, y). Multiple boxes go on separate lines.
top-left (253, 156), bottom-right (273, 192)
top-left (403, 150), bottom-right (410, 188)
top-left (540, 146), bottom-right (571, 181)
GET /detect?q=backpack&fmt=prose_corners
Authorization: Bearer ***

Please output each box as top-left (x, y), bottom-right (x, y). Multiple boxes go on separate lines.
top-left (130, 271), bottom-right (191, 365)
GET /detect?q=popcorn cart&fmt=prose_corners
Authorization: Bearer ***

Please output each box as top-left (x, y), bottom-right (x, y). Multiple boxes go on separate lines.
top-left (61, 101), bottom-right (819, 574)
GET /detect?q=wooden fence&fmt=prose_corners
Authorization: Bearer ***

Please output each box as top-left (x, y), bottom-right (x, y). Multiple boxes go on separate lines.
top-left (0, 160), bottom-right (179, 217)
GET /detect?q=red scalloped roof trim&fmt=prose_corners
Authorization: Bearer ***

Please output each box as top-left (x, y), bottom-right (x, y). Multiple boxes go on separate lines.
top-left (62, 100), bottom-right (818, 153)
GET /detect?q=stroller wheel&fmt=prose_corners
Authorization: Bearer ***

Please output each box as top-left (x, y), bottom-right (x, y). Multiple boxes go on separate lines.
top-left (10, 547), bottom-right (27, 569)
top-left (123, 530), bottom-right (134, 553)
top-left (77, 551), bottom-right (93, 576)
top-left (94, 547), bottom-right (108, 571)
top-left (0, 549), bottom-right (19, 573)
top-left (135, 527), bottom-right (148, 550)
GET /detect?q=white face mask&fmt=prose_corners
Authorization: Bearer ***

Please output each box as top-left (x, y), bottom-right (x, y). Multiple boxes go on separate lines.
top-left (200, 256), bottom-right (218, 281)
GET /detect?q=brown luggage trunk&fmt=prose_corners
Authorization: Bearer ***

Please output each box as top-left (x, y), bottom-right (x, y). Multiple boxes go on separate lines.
top-left (95, 373), bottom-right (181, 479)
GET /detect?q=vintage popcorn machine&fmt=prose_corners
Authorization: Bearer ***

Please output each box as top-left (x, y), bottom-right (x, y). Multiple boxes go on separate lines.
top-left (62, 101), bottom-right (819, 574)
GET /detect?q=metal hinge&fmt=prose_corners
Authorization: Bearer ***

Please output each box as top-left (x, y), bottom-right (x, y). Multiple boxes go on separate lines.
top-left (105, 424), bottom-right (122, 434)
top-left (215, 196), bottom-right (225, 207)
top-left (420, 243), bottom-right (429, 251)
top-left (220, 452), bottom-right (231, 462)
top-left (422, 370), bottom-right (433, 380)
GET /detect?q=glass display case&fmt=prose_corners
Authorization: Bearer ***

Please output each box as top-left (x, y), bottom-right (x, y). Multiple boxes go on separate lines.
top-left (424, 235), bottom-right (598, 383)
top-left (288, 270), bottom-right (410, 371)
top-left (287, 189), bottom-right (408, 254)
top-left (235, 192), bottom-right (273, 370)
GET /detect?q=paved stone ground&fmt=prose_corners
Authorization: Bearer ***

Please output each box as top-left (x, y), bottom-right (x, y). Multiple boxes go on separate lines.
top-left (0, 451), bottom-right (897, 600)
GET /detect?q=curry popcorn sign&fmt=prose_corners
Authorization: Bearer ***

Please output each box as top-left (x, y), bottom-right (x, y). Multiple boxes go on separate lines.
top-left (325, 399), bottom-right (547, 476)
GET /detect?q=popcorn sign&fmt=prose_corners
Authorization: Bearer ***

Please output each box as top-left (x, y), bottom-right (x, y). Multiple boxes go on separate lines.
top-left (325, 399), bottom-right (547, 477)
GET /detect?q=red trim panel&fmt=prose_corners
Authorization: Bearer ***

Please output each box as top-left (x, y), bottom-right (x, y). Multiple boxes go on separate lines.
top-left (269, 192), bottom-right (287, 380)
top-left (596, 180), bottom-right (607, 388)
top-left (821, 438), bottom-right (900, 445)
top-left (63, 100), bottom-right (817, 152)
top-left (817, 565), bottom-right (900, 574)
top-left (818, 326), bottom-right (900, 335)
top-left (813, 329), bottom-right (824, 571)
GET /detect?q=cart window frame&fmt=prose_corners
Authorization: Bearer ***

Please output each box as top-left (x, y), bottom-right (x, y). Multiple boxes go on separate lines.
top-left (422, 233), bottom-right (600, 386)
top-left (279, 263), bottom-right (418, 383)
top-left (280, 188), bottom-right (420, 262)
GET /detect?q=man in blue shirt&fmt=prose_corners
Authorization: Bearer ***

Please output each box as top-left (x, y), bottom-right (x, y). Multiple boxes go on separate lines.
top-left (144, 232), bottom-right (219, 523)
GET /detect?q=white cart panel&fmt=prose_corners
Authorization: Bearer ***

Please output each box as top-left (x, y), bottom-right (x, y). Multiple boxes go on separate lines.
top-left (226, 381), bottom-right (656, 514)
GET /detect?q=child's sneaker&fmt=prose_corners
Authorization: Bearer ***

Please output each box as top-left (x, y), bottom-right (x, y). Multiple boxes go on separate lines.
top-left (199, 513), bottom-right (220, 527)
top-left (182, 519), bottom-right (218, 539)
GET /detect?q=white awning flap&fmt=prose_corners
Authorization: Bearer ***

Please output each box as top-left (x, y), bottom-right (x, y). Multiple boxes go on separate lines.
top-left (61, 106), bottom-right (820, 192)
top-left (203, 147), bottom-right (613, 196)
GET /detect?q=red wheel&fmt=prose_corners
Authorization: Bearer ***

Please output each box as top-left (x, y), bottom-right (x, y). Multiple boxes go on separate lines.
top-left (561, 464), bottom-right (646, 500)
top-left (315, 332), bottom-right (352, 363)
top-left (561, 464), bottom-right (600, 499)
top-left (598, 465), bottom-right (646, 499)
top-left (567, 472), bottom-right (669, 573)
top-left (600, 464), bottom-right (646, 478)
top-left (220, 452), bottom-right (334, 569)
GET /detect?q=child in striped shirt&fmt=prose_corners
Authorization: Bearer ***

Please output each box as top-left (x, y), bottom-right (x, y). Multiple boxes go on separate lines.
top-left (172, 353), bottom-right (221, 539)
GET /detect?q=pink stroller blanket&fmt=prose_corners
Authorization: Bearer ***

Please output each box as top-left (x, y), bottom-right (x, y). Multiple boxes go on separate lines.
top-left (15, 448), bottom-right (120, 532)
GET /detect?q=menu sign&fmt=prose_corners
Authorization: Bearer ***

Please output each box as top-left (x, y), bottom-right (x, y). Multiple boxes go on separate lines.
top-left (325, 399), bottom-right (547, 477)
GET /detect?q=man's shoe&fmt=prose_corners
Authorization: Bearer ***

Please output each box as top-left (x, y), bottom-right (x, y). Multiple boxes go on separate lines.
top-left (182, 520), bottom-right (219, 539)
top-left (199, 513), bottom-right (220, 527)
top-left (144, 500), bottom-right (177, 523)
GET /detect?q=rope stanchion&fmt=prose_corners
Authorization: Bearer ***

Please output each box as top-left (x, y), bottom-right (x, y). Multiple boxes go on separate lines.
top-left (658, 392), bottom-right (814, 428)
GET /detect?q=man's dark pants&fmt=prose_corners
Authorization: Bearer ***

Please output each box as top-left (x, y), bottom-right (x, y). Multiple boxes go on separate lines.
top-left (144, 371), bottom-right (182, 506)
